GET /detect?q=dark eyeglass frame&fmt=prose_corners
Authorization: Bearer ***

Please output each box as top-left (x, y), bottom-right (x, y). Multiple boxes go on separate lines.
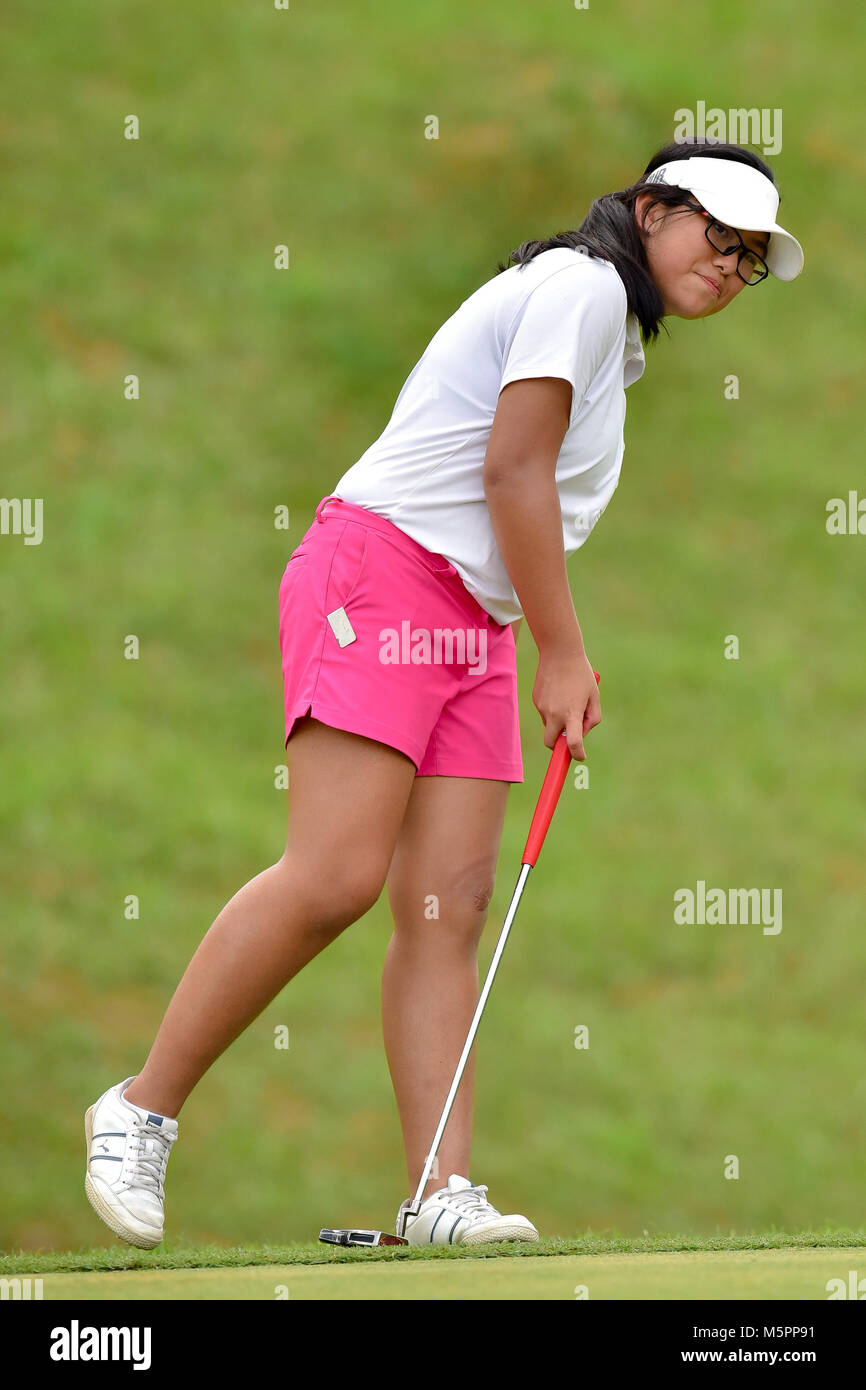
top-left (683, 199), bottom-right (770, 285)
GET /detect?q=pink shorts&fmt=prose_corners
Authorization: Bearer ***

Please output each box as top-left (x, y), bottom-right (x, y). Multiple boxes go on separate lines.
top-left (278, 495), bottom-right (523, 781)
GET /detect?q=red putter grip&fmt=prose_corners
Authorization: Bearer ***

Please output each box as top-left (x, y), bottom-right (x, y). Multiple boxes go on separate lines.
top-left (521, 671), bottom-right (600, 868)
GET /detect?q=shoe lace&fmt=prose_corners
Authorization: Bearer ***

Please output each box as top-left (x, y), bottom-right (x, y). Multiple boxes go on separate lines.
top-left (129, 1124), bottom-right (173, 1196)
top-left (443, 1183), bottom-right (501, 1224)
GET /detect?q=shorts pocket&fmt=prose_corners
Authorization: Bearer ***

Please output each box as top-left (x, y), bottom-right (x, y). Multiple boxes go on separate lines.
top-left (279, 550), bottom-right (310, 633)
top-left (326, 522), bottom-right (369, 611)
top-left (279, 549), bottom-right (308, 601)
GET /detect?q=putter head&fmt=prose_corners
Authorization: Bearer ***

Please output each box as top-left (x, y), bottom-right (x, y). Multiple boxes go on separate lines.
top-left (395, 1200), bottom-right (421, 1241)
top-left (318, 1227), bottom-right (408, 1248)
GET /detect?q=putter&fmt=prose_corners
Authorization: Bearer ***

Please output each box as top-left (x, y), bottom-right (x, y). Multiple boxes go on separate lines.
top-left (318, 674), bottom-right (599, 1249)
top-left (318, 1227), bottom-right (407, 1247)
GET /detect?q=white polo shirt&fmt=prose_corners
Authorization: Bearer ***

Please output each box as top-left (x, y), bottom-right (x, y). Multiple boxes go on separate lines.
top-left (332, 246), bottom-right (646, 624)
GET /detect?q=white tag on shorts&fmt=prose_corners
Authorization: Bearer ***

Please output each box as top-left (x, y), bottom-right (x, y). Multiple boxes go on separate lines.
top-left (327, 606), bottom-right (357, 647)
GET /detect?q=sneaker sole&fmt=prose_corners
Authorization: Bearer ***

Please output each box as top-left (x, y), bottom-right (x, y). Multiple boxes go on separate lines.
top-left (461, 1222), bottom-right (540, 1245)
top-left (84, 1103), bottom-right (163, 1250)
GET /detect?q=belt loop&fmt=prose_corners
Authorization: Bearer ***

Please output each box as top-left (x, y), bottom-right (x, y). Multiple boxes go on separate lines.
top-left (315, 495), bottom-right (334, 524)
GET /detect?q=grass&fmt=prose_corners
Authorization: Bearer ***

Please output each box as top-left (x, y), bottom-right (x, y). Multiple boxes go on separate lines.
top-left (7, 1236), bottom-right (866, 1301)
top-left (4, 1228), bottom-right (864, 1275)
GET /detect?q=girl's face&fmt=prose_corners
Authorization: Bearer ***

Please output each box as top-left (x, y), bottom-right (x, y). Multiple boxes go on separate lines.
top-left (635, 191), bottom-right (771, 319)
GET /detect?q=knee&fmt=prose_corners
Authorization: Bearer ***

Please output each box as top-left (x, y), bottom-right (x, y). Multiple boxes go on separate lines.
top-left (455, 879), bottom-right (495, 948)
top-left (436, 881), bottom-right (495, 951)
top-left (280, 852), bottom-right (386, 937)
top-left (392, 874), bottom-right (495, 950)
top-left (467, 880), bottom-right (494, 915)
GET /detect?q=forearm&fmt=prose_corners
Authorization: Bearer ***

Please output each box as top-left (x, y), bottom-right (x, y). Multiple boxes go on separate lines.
top-left (484, 466), bottom-right (585, 657)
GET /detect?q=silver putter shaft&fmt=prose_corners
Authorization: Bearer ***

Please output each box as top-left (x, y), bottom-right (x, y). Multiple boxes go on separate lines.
top-left (395, 688), bottom-right (597, 1241)
top-left (395, 861), bottom-right (531, 1238)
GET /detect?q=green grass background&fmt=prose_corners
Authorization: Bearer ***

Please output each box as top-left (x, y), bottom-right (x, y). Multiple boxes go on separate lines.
top-left (12, 1248), bottom-right (866, 1301)
top-left (1, 1), bottom-right (864, 1254)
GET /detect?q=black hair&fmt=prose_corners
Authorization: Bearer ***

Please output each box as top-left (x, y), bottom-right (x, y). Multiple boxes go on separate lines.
top-left (494, 137), bottom-right (777, 344)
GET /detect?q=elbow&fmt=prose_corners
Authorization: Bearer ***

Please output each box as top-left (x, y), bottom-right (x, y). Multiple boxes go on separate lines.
top-left (482, 458), bottom-right (505, 491)
top-left (483, 455), bottom-right (550, 492)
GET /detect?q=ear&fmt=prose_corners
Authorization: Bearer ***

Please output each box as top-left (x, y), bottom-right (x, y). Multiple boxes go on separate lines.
top-left (633, 191), bottom-right (656, 232)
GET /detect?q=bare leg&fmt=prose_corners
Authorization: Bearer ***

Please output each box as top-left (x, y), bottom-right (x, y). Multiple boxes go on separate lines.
top-left (381, 776), bottom-right (510, 1201)
top-left (124, 717), bottom-right (416, 1118)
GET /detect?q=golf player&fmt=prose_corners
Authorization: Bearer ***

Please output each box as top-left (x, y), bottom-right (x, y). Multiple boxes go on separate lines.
top-left (85, 138), bottom-right (803, 1248)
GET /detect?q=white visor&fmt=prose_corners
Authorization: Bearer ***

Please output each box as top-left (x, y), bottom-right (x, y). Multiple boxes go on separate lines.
top-left (643, 156), bottom-right (804, 281)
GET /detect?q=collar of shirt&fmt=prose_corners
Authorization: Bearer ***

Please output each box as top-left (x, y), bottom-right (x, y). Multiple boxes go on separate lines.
top-left (623, 311), bottom-right (646, 389)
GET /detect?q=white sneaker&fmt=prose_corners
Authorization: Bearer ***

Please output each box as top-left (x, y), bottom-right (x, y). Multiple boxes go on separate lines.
top-left (84, 1076), bottom-right (178, 1249)
top-left (397, 1173), bottom-right (539, 1246)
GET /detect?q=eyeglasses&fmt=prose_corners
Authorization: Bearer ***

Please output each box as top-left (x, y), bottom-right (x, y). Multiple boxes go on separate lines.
top-left (684, 200), bottom-right (770, 285)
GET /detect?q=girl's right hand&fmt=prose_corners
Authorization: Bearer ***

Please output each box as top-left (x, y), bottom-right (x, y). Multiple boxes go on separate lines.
top-left (531, 646), bottom-right (601, 761)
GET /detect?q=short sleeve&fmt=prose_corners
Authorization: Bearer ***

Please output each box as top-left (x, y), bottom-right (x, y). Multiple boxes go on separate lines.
top-left (499, 265), bottom-right (626, 427)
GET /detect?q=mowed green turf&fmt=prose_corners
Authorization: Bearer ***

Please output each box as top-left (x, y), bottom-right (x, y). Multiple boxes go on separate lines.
top-left (16, 1248), bottom-right (866, 1300)
top-left (7, 1235), bottom-right (864, 1300)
